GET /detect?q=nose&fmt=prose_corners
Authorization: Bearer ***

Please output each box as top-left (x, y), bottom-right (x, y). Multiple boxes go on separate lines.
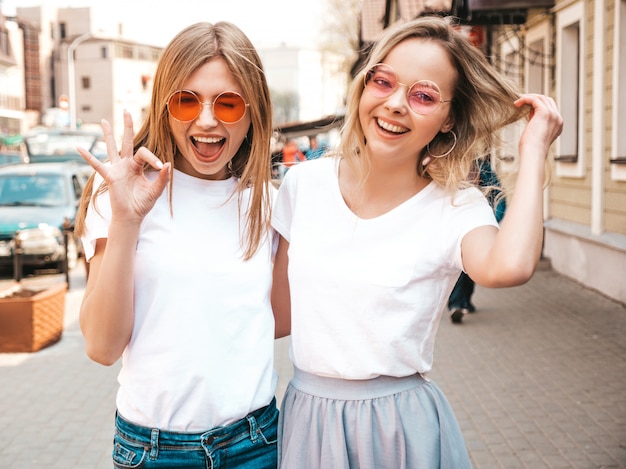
top-left (385, 84), bottom-right (409, 112)
top-left (196, 101), bottom-right (218, 125)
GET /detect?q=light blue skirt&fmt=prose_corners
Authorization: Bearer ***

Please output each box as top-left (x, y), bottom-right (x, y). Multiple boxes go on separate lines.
top-left (278, 368), bottom-right (472, 469)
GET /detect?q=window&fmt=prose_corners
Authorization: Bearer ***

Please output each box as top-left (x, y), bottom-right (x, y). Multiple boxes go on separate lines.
top-left (117, 44), bottom-right (134, 59)
top-left (0, 30), bottom-right (9, 56)
top-left (611, 0), bottom-right (626, 180)
top-left (525, 22), bottom-right (550, 95)
top-left (555, 2), bottom-right (584, 177)
top-left (59, 23), bottom-right (66, 40)
top-left (81, 76), bottom-right (90, 89)
top-left (498, 33), bottom-right (523, 169)
top-left (101, 46), bottom-right (107, 59)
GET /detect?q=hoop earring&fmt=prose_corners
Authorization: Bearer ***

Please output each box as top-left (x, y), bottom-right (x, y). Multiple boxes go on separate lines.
top-left (423, 130), bottom-right (457, 166)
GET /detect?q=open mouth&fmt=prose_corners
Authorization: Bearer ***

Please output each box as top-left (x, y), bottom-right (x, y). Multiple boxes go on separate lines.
top-left (376, 118), bottom-right (409, 134)
top-left (191, 136), bottom-right (225, 159)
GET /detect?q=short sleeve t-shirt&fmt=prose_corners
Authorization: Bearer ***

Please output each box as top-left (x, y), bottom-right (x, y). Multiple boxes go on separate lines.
top-left (272, 157), bottom-right (497, 379)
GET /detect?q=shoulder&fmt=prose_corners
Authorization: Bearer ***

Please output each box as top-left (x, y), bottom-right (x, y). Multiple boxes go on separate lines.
top-left (276, 157), bottom-right (338, 204)
top-left (423, 184), bottom-right (490, 216)
top-left (284, 156), bottom-right (337, 181)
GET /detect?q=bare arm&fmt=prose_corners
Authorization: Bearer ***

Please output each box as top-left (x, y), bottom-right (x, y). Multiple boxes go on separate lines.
top-left (77, 111), bottom-right (170, 365)
top-left (271, 235), bottom-right (291, 339)
top-left (463, 94), bottom-right (563, 288)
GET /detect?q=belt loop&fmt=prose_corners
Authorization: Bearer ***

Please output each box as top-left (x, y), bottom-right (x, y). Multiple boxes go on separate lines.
top-left (150, 428), bottom-right (160, 460)
top-left (246, 415), bottom-right (259, 443)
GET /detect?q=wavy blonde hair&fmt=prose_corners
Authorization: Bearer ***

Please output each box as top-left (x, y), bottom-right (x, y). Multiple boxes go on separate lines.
top-left (338, 15), bottom-right (528, 194)
top-left (75, 22), bottom-right (273, 260)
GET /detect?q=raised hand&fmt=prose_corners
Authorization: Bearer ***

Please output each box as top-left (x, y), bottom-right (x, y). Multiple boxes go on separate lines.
top-left (77, 111), bottom-right (171, 226)
top-left (514, 94), bottom-right (564, 159)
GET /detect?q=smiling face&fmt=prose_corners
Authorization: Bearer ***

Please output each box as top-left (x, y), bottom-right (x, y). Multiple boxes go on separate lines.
top-left (358, 38), bottom-right (457, 167)
top-left (169, 58), bottom-right (251, 180)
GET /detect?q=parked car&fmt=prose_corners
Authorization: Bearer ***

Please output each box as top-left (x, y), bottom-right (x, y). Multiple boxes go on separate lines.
top-left (0, 162), bottom-right (94, 273)
top-left (0, 150), bottom-right (25, 166)
top-left (22, 128), bottom-right (108, 164)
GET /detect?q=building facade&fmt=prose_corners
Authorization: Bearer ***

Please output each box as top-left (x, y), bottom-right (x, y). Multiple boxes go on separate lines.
top-left (14, 5), bottom-right (161, 138)
top-left (0, 15), bottom-right (25, 142)
top-left (3, 5), bottom-right (347, 141)
top-left (489, 0), bottom-right (626, 304)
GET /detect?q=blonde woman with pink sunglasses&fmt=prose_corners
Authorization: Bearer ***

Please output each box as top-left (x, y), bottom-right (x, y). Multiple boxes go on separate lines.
top-left (272, 16), bottom-right (563, 469)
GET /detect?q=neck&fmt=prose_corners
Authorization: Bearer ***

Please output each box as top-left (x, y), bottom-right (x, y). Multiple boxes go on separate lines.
top-left (339, 157), bottom-right (429, 219)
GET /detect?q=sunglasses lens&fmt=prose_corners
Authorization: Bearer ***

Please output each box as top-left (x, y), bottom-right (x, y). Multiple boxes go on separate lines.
top-left (364, 65), bottom-right (444, 115)
top-left (407, 81), bottom-right (442, 115)
top-left (167, 90), bottom-right (247, 123)
top-left (167, 91), bottom-right (201, 121)
top-left (364, 65), bottom-right (396, 98)
top-left (213, 92), bottom-right (247, 123)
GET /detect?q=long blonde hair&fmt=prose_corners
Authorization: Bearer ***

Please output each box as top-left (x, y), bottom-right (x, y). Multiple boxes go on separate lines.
top-left (75, 22), bottom-right (273, 259)
top-left (339, 15), bottom-right (528, 194)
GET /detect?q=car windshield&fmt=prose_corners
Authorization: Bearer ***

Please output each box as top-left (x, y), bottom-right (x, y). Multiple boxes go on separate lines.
top-left (24, 131), bottom-right (107, 163)
top-left (0, 174), bottom-right (68, 207)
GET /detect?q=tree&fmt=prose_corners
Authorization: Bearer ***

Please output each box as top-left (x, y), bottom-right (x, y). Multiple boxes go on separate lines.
top-left (319, 0), bottom-right (361, 82)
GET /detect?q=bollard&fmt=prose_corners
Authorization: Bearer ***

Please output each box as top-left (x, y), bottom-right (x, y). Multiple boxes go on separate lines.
top-left (62, 217), bottom-right (72, 288)
top-left (12, 231), bottom-right (23, 282)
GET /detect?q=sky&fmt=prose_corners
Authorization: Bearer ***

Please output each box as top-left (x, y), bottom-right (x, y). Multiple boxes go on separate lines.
top-left (1, 0), bottom-right (325, 48)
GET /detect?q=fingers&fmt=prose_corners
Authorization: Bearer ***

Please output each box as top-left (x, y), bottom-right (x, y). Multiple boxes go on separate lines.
top-left (86, 112), bottom-right (167, 179)
top-left (101, 119), bottom-right (120, 163)
top-left (120, 110), bottom-right (135, 158)
top-left (515, 93), bottom-right (564, 140)
top-left (515, 94), bottom-right (561, 120)
top-left (134, 147), bottom-right (165, 170)
top-left (77, 146), bottom-right (108, 176)
top-left (152, 162), bottom-right (172, 194)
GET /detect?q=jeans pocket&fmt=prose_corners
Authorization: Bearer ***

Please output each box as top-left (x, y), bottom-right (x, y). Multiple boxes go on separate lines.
top-left (112, 432), bottom-right (148, 468)
top-left (255, 406), bottom-right (279, 446)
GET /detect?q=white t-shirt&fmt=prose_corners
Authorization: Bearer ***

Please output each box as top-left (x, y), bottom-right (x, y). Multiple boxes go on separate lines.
top-left (272, 157), bottom-right (497, 379)
top-left (83, 169), bottom-right (277, 432)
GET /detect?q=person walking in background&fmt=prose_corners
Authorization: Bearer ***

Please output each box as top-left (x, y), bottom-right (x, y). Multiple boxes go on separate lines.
top-left (74, 22), bottom-right (279, 468)
top-left (305, 135), bottom-right (326, 160)
top-left (450, 156), bottom-right (507, 323)
top-left (271, 15), bottom-right (562, 469)
top-left (281, 139), bottom-right (306, 169)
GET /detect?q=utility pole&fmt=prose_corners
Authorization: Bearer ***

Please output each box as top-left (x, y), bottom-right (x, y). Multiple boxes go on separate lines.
top-left (67, 32), bottom-right (91, 130)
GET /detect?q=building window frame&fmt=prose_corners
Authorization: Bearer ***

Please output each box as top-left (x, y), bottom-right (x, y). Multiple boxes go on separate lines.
top-left (497, 32), bottom-right (523, 173)
top-left (555, 2), bottom-right (585, 178)
top-left (611, 0), bottom-right (626, 180)
top-left (525, 22), bottom-right (549, 96)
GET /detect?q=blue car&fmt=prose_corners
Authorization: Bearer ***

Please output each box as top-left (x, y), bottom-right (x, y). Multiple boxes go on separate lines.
top-left (22, 128), bottom-right (107, 164)
top-left (0, 151), bottom-right (25, 166)
top-left (0, 162), bottom-right (94, 273)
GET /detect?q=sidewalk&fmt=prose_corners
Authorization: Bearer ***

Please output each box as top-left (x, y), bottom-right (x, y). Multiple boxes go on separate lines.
top-left (0, 260), bottom-right (624, 468)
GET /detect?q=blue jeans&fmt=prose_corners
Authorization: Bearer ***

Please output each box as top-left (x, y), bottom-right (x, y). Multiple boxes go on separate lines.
top-left (448, 272), bottom-right (475, 310)
top-left (112, 398), bottom-right (278, 468)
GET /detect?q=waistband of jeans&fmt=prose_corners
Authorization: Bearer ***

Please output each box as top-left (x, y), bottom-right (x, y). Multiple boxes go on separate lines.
top-left (115, 397), bottom-right (277, 446)
top-left (291, 368), bottom-right (428, 400)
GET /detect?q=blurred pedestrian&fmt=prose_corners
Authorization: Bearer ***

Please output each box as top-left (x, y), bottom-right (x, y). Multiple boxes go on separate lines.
top-left (281, 139), bottom-right (305, 169)
top-left (271, 15), bottom-right (562, 468)
top-left (74, 22), bottom-right (279, 468)
top-left (449, 157), bottom-right (507, 323)
top-left (305, 135), bottom-right (325, 160)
